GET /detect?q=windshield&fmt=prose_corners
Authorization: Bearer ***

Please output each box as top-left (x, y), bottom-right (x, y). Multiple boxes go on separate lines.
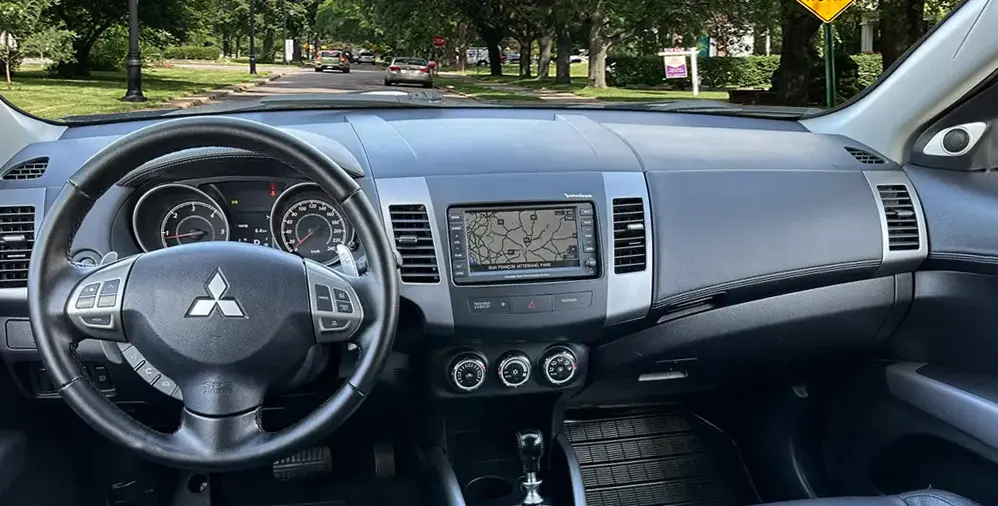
top-left (0, 0), bottom-right (962, 122)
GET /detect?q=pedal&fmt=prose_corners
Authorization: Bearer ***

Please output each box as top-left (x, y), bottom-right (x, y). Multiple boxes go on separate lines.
top-left (373, 441), bottom-right (396, 480)
top-left (272, 446), bottom-right (332, 482)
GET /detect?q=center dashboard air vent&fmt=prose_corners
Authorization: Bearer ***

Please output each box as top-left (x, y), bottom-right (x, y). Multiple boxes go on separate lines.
top-left (845, 147), bottom-right (886, 165)
top-left (2, 158), bottom-right (48, 180)
top-left (877, 184), bottom-right (920, 251)
top-left (389, 204), bottom-right (440, 283)
top-left (612, 198), bottom-right (647, 273)
top-left (0, 206), bottom-right (35, 288)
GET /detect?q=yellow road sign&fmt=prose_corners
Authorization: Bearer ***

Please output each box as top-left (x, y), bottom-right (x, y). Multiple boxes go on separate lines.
top-left (796, 0), bottom-right (856, 23)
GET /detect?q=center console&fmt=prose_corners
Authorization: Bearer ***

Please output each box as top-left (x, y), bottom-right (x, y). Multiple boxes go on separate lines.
top-left (376, 171), bottom-right (653, 398)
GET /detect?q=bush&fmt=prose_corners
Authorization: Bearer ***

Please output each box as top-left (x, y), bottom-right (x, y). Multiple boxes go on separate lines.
top-left (163, 46), bottom-right (220, 60)
top-left (606, 55), bottom-right (664, 87)
top-left (90, 26), bottom-right (129, 71)
top-left (0, 51), bottom-right (25, 77)
top-left (852, 54), bottom-right (882, 89)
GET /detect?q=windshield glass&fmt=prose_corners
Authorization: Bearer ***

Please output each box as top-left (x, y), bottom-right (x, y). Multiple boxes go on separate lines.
top-left (0, 0), bottom-right (962, 122)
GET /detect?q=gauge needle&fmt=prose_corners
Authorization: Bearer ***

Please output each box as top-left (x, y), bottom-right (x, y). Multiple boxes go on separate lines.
top-left (293, 228), bottom-right (316, 250)
top-left (165, 230), bottom-right (206, 240)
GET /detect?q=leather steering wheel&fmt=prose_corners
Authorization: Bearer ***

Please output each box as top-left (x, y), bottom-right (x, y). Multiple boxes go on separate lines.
top-left (27, 116), bottom-right (400, 470)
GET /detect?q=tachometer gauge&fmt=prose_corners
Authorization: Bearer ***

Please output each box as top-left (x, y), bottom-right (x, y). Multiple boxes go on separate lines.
top-left (270, 183), bottom-right (354, 265)
top-left (160, 201), bottom-right (229, 248)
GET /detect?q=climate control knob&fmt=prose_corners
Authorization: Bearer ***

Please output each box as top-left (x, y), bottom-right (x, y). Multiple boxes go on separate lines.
top-left (542, 347), bottom-right (578, 386)
top-left (450, 354), bottom-right (487, 392)
top-left (498, 353), bottom-right (531, 388)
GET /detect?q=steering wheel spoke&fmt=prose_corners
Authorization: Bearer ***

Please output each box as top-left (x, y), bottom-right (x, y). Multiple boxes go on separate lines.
top-left (304, 259), bottom-right (367, 343)
top-left (65, 254), bottom-right (139, 343)
top-left (172, 407), bottom-right (270, 458)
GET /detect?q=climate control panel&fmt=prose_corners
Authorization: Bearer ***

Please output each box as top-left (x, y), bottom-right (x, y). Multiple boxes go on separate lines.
top-left (435, 343), bottom-right (587, 398)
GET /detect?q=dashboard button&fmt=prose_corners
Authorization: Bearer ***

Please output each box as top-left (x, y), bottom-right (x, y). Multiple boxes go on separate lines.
top-left (97, 294), bottom-right (117, 308)
top-left (75, 296), bottom-right (95, 309)
top-left (335, 301), bottom-right (354, 314)
top-left (92, 365), bottom-right (113, 390)
top-left (314, 284), bottom-right (334, 312)
top-left (320, 317), bottom-right (350, 331)
top-left (137, 363), bottom-right (160, 384)
top-left (152, 376), bottom-right (177, 396)
top-left (510, 295), bottom-right (552, 314)
top-left (468, 297), bottom-right (510, 314)
top-left (122, 345), bottom-right (144, 367)
top-left (581, 217), bottom-right (594, 226)
top-left (80, 283), bottom-right (100, 297)
top-left (579, 207), bottom-right (594, 217)
top-left (100, 279), bottom-right (120, 295)
top-left (553, 291), bottom-right (593, 311)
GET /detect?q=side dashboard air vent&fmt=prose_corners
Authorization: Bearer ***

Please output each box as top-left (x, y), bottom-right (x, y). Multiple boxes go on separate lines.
top-left (389, 204), bottom-right (440, 283)
top-left (846, 147), bottom-right (886, 165)
top-left (877, 184), bottom-right (920, 251)
top-left (612, 198), bottom-right (647, 273)
top-left (2, 158), bottom-right (48, 180)
top-left (0, 206), bottom-right (35, 288)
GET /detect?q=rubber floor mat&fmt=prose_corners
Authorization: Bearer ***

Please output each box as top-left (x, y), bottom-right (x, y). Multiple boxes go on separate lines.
top-left (563, 410), bottom-right (758, 506)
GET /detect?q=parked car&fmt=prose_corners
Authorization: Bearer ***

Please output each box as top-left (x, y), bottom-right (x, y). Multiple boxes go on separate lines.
top-left (358, 51), bottom-right (375, 64)
top-left (468, 47), bottom-right (506, 66)
top-left (313, 50), bottom-right (350, 73)
top-left (506, 53), bottom-right (521, 64)
top-left (384, 57), bottom-right (433, 88)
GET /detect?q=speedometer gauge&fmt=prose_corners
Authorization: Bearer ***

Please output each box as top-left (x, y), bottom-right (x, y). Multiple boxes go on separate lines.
top-left (160, 201), bottom-right (229, 248)
top-left (270, 183), bottom-right (354, 264)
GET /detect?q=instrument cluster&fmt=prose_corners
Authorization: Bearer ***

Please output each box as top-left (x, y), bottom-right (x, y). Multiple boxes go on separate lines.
top-left (131, 180), bottom-right (355, 265)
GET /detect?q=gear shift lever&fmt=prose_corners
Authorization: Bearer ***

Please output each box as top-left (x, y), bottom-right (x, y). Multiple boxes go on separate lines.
top-left (516, 429), bottom-right (546, 505)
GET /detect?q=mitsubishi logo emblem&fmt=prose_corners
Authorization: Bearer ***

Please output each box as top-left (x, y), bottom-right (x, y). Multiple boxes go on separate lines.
top-left (186, 269), bottom-right (246, 318)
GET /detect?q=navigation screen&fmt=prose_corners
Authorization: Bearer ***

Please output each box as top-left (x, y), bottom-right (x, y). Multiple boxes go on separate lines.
top-left (465, 207), bottom-right (580, 272)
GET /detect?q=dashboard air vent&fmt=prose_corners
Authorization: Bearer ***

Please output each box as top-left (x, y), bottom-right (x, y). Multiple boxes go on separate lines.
top-left (0, 206), bottom-right (35, 288)
top-left (389, 204), bottom-right (440, 283)
top-left (877, 184), bottom-right (920, 251)
top-left (845, 147), bottom-right (886, 165)
top-left (2, 158), bottom-right (48, 180)
top-left (612, 198), bottom-right (646, 274)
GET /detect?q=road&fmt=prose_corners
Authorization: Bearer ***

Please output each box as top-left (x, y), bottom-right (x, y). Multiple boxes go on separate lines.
top-left (172, 63), bottom-right (458, 102)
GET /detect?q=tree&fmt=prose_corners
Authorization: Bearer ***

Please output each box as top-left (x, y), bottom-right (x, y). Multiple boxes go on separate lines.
top-left (878, 0), bottom-right (924, 69)
top-left (453, 0), bottom-right (511, 75)
top-left (46, 0), bottom-right (198, 76)
top-left (0, 0), bottom-right (48, 88)
top-left (770, 0), bottom-right (820, 105)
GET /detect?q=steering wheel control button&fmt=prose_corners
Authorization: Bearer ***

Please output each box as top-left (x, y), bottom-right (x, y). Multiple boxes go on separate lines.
top-left (82, 314), bottom-right (113, 328)
top-left (552, 292), bottom-right (593, 311)
top-left (137, 364), bottom-right (161, 384)
top-left (100, 279), bottom-right (120, 295)
top-left (450, 354), bottom-right (487, 392)
top-left (91, 365), bottom-right (113, 390)
top-left (152, 376), bottom-right (177, 396)
top-left (468, 297), bottom-right (510, 314)
top-left (67, 255), bottom-right (137, 343)
top-left (304, 259), bottom-right (365, 343)
top-left (510, 295), bottom-right (552, 314)
top-left (320, 317), bottom-right (350, 331)
top-left (314, 284), bottom-right (334, 311)
top-left (498, 354), bottom-right (532, 388)
top-left (542, 347), bottom-right (579, 386)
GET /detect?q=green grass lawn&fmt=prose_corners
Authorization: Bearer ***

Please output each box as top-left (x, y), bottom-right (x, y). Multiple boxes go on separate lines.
top-left (1, 66), bottom-right (270, 119)
top-left (441, 72), bottom-right (729, 103)
top-left (435, 76), bottom-right (542, 102)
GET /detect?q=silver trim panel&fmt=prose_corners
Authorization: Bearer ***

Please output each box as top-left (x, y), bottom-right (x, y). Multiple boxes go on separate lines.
top-left (374, 177), bottom-right (454, 332)
top-left (863, 171), bottom-right (929, 276)
top-left (602, 172), bottom-right (653, 325)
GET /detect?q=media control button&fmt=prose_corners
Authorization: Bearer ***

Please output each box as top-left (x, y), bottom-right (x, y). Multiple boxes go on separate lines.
top-left (552, 291), bottom-right (593, 311)
top-left (581, 217), bottom-right (594, 226)
top-left (333, 288), bottom-right (350, 302)
top-left (510, 295), bottom-right (552, 314)
top-left (314, 284), bottom-right (334, 312)
top-left (81, 283), bottom-right (101, 297)
top-left (152, 376), bottom-right (177, 396)
top-left (97, 294), bottom-right (117, 308)
top-left (579, 207), bottom-right (594, 217)
top-left (100, 279), bottom-right (120, 295)
top-left (320, 317), bottom-right (350, 331)
top-left (81, 314), bottom-right (113, 328)
top-left (448, 212), bottom-right (462, 222)
top-left (335, 301), bottom-right (354, 314)
top-left (75, 296), bottom-right (95, 309)
top-left (468, 297), bottom-right (510, 314)
top-left (451, 250), bottom-right (466, 260)
top-left (583, 245), bottom-right (596, 253)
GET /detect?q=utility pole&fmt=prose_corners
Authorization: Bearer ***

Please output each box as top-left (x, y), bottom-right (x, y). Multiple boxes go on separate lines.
top-left (248, 0), bottom-right (257, 74)
top-left (122, 0), bottom-right (146, 102)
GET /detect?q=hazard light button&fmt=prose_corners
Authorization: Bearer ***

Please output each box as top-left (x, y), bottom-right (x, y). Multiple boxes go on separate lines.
top-left (510, 295), bottom-right (552, 314)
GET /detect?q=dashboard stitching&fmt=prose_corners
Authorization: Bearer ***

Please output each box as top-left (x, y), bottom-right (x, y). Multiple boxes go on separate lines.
top-left (930, 251), bottom-right (998, 264)
top-left (653, 259), bottom-right (882, 309)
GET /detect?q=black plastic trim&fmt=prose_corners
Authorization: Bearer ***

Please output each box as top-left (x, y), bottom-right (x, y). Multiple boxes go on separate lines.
top-left (417, 445), bottom-right (467, 506)
top-left (555, 432), bottom-right (587, 506)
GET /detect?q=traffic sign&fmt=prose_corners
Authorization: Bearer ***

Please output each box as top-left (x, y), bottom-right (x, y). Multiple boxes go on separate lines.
top-left (795, 0), bottom-right (856, 23)
top-left (432, 35), bottom-right (446, 48)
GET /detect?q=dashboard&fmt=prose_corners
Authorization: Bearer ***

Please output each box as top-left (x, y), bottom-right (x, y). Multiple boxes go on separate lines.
top-left (0, 107), bottom-right (933, 404)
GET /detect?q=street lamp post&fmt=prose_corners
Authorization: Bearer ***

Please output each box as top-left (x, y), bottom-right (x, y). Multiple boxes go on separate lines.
top-left (248, 0), bottom-right (257, 74)
top-left (122, 0), bottom-right (146, 102)
top-left (282, 0), bottom-right (288, 65)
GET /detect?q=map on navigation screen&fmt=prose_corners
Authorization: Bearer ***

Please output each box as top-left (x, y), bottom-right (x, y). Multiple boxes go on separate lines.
top-left (465, 207), bottom-right (580, 271)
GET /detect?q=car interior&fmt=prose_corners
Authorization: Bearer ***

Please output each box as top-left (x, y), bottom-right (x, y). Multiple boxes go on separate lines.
top-left (1, 2), bottom-right (998, 506)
